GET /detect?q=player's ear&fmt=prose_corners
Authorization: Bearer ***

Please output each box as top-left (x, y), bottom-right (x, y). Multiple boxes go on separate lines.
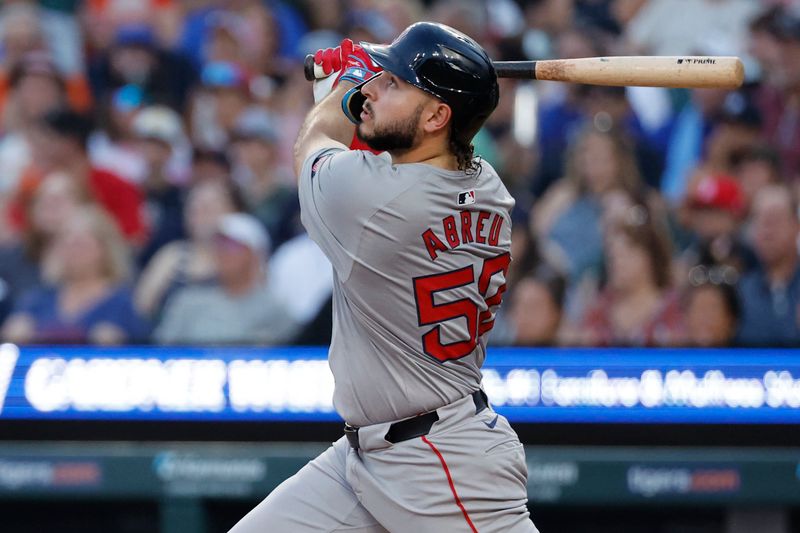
top-left (422, 101), bottom-right (451, 135)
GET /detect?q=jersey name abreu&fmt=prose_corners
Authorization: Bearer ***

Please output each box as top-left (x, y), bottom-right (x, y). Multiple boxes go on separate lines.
top-left (421, 210), bottom-right (504, 260)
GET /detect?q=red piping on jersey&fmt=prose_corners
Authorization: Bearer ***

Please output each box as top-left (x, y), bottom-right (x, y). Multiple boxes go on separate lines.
top-left (421, 435), bottom-right (478, 533)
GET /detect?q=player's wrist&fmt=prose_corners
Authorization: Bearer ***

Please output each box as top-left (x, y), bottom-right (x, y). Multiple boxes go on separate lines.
top-left (337, 64), bottom-right (377, 86)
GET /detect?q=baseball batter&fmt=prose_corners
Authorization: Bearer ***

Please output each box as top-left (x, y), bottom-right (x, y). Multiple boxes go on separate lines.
top-left (230, 22), bottom-right (538, 533)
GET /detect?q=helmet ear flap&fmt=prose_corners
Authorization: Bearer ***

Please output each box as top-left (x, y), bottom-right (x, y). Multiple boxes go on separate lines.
top-left (341, 80), bottom-right (369, 124)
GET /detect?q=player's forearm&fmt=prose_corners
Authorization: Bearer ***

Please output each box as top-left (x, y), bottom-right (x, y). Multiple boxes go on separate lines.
top-left (293, 82), bottom-right (355, 178)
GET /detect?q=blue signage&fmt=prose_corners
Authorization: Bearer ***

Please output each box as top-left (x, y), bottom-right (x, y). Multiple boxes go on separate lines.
top-left (1, 344), bottom-right (799, 424)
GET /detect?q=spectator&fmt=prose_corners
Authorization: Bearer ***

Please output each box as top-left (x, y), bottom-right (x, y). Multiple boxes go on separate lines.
top-left (732, 144), bottom-right (783, 210)
top-left (532, 125), bottom-right (645, 282)
top-left (660, 87), bottom-right (728, 205)
top-left (621, 0), bottom-right (759, 57)
top-left (268, 232), bottom-right (333, 345)
top-left (0, 3), bottom-right (47, 71)
top-left (1, 206), bottom-right (149, 345)
top-left (577, 211), bottom-right (683, 346)
top-left (662, 89), bottom-right (762, 205)
top-left (520, 0), bottom-right (575, 61)
top-left (87, 23), bottom-right (195, 113)
top-left (682, 264), bottom-right (741, 347)
top-left (135, 179), bottom-right (239, 319)
top-left (154, 212), bottom-right (298, 345)
top-left (505, 262), bottom-right (567, 346)
top-left (190, 60), bottom-right (254, 150)
top-left (531, 25), bottom-right (609, 195)
top-left (747, 5), bottom-right (784, 89)
top-left (486, 80), bottom-right (539, 187)
top-left (175, 2), bottom-right (296, 73)
top-left (82, 0), bottom-right (183, 52)
top-left (429, 0), bottom-right (488, 42)
top-left (202, 5), bottom-right (286, 76)
top-left (754, 5), bottom-right (800, 183)
top-left (0, 2), bottom-right (86, 77)
top-left (737, 185), bottom-right (800, 346)
top-left (230, 108), bottom-right (301, 249)
top-left (0, 171), bottom-right (89, 323)
top-left (130, 105), bottom-right (191, 266)
top-left (8, 108), bottom-right (147, 243)
top-left (190, 145), bottom-right (232, 184)
top-left (346, 6), bottom-right (398, 45)
top-left (678, 173), bottom-right (753, 275)
top-left (203, 11), bottom-right (252, 66)
top-left (0, 52), bottom-right (67, 197)
top-left (88, 83), bottom-right (149, 184)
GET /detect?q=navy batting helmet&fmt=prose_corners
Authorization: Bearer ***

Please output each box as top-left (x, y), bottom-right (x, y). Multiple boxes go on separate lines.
top-left (349, 22), bottom-right (499, 144)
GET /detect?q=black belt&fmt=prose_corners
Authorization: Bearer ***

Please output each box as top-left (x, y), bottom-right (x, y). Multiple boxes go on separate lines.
top-left (344, 390), bottom-right (489, 450)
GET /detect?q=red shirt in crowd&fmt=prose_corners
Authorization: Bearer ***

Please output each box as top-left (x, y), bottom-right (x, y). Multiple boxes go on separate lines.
top-left (581, 290), bottom-right (685, 347)
top-left (9, 167), bottom-right (147, 242)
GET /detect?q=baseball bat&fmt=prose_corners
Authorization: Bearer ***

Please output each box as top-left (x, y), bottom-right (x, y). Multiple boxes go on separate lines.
top-left (303, 55), bottom-right (744, 89)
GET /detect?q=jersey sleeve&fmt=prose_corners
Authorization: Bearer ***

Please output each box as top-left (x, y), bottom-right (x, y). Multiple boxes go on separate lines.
top-left (298, 148), bottom-right (397, 279)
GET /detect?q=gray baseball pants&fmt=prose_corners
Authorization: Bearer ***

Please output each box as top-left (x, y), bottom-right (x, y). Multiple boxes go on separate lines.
top-left (229, 392), bottom-right (538, 532)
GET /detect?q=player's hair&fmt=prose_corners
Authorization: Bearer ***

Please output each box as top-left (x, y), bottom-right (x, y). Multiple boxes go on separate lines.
top-left (450, 122), bottom-right (480, 175)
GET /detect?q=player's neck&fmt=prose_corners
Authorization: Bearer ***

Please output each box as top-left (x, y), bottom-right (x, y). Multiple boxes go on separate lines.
top-left (391, 143), bottom-right (458, 170)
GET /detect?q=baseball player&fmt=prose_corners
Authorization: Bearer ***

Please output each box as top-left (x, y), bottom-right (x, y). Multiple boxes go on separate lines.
top-left (230, 22), bottom-right (538, 533)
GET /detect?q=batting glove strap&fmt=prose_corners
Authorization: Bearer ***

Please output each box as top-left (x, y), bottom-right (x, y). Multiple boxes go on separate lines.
top-left (336, 39), bottom-right (381, 85)
top-left (339, 68), bottom-right (377, 85)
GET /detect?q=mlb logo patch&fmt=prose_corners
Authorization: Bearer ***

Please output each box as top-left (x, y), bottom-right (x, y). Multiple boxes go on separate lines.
top-left (457, 190), bottom-right (476, 206)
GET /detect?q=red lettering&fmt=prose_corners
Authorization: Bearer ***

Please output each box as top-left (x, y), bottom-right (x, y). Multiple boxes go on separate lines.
top-left (414, 266), bottom-right (477, 361)
top-left (460, 211), bottom-right (473, 244)
top-left (412, 252), bottom-right (510, 362)
top-left (477, 252), bottom-right (511, 336)
top-left (422, 229), bottom-right (448, 261)
top-left (488, 214), bottom-right (503, 246)
top-left (442, 215), bottom-right (460, 248)
top-left (475, 211), bottom-right (490, 244)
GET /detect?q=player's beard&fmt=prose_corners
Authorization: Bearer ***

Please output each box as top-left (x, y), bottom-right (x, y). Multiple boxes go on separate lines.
top-left (357, 104), bottom-right (423, 153)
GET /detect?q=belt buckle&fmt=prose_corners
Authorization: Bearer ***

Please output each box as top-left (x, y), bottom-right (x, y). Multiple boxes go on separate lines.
top-left (344, 423), bottom-right (360, 450)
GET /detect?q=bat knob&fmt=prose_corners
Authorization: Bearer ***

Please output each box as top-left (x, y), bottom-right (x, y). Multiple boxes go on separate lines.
top-left (304, 54), bottom-right (316, 81)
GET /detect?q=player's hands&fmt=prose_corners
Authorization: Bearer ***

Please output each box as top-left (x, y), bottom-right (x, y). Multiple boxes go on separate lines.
top-left (313, 45), bottom-right (344, 77)
top-left (313, 39), bottom-right (382, 87)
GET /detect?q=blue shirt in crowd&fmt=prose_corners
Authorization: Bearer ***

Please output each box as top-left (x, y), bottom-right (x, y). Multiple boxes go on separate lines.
top-left (14, 284), bottom-right (150, 344)
top-left (737, 263), bottom-right (800, 346)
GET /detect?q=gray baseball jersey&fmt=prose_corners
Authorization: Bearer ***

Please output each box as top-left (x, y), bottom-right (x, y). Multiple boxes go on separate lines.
top-left (298, 148), bottom-right (514, 426)
top-left (229, 148), bottom-right (538, 533)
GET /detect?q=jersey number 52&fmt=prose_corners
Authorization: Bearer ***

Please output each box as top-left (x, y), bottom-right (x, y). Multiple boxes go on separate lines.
top-left (412, 252), bottom-right (510, 362)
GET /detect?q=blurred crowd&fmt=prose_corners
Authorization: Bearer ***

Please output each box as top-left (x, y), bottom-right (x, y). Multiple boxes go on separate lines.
top-left (0, 0), bottom-right (797, 348)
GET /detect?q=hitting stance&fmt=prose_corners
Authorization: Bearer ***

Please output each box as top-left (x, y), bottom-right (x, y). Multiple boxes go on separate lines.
top-left (230, 22), bottom-right (538, 532)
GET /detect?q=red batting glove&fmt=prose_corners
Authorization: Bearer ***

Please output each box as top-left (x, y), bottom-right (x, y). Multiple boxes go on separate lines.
top-left (313, 39), bottom-right (381, 87)
top-left (313, 46), bottom-right (344, 77)
top-left (337, 38), bottom-right (381, 86)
